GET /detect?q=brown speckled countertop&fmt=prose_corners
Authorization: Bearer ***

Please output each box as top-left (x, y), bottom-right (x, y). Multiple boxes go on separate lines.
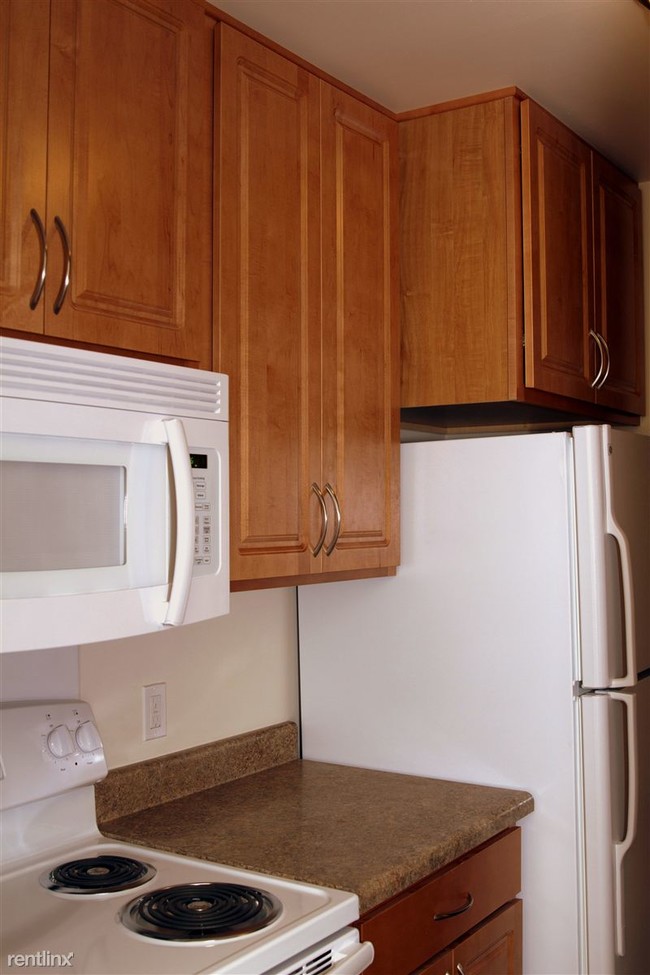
top-left (98, 727), bottom-right (533, 914)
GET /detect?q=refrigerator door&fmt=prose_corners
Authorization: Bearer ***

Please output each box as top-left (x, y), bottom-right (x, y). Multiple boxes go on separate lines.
top-left (573, 427), bottom-right (650, 687)
top-left (580, 676), bottom-right (650, 974)
top-left (299, 433), bottom-right (582, 974)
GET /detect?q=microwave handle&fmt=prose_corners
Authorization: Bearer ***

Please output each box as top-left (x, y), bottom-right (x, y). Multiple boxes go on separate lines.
top-left (161, 418), bottom-right (194, 626)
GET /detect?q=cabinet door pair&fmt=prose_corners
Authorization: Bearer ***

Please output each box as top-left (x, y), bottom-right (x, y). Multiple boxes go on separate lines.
top-left (1, 0), bottom-right (211, 368)
top-left (217, 25), bottom-right (400, 586)
top-left (522, 101), bottom-right (644, 416)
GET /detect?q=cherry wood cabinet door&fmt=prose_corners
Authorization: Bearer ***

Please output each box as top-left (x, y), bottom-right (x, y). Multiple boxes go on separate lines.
top-left (592, 153), bottom-right (645, 415)
top-left (521, 100), bottom-right (595, 402)
top-left (320, 83), bottom-right (400, 574)
top-left (217, 24), bottom-right (323, 583)
top-left (45, 0), bottom-right (212, 365)
top-left (1, 0), bottom-right (212, 366)
top-left (0, 0), bottom-right (50, 330)
top-left (452, 900), bottom-right (522, 975)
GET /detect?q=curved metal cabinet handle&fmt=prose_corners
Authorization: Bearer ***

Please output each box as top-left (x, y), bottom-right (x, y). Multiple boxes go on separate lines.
top-left (323, 483), bottom-right (342, 556)
top-left (29, 208), bottom-right (47, 309)
top-left (433, 892), bottom-right (474, 921)
top-left (311, 483), bottom-right (328, 557)
top-left (589, 329), bottom-right (605, 389)
top-left (598, 334), bottom-right (611, 388)
top-left (53, 215), bottom-right (71, 314)
top-left (456, 965), bottom-right (467, 975)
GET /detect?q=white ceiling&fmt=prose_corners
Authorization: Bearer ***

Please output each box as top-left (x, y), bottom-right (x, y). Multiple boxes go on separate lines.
top-left (210, 0), bottom-right (650, 181)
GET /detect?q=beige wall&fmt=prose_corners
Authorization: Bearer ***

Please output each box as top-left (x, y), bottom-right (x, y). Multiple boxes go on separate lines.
top-left (78, 588), bottom-right (299, 769)
top-left (640, 181), bottom-right (650, 435)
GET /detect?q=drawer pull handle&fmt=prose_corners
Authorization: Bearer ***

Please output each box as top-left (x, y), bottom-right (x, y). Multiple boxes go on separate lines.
top-left (456, 965), bottom-right (467, 975)
top-left (433, 892), bottom-right (474, 921)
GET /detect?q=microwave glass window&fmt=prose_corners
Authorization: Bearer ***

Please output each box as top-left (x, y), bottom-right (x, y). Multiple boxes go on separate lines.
top-left (0, 461), bottom-right (126, 572)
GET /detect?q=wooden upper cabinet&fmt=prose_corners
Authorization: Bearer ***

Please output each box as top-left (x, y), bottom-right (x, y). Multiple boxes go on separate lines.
top-left (0, 0), bottom-right (50, 330)
top-left (592, 153), bottom-right (645, 415)
top-left (217, 24), bottom-right (322, 583)
top-left (400, 90), bottom-right (645, 422)
top-left (0, 0), bottom-right (212, 368)
top-left (400, 96), bottom-right (521, 408)
top-left (320, 84), bottom-right (400, 575)
top-left (217, 25), bottom-right (399, 587)
top-left (521, 100), bottom-right (595, 402)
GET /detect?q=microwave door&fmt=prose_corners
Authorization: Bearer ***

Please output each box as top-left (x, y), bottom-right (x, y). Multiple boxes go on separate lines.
top-left (0, 432), bottom-right (168, 600)
top-left (0, 409), bottom-right (189, 652)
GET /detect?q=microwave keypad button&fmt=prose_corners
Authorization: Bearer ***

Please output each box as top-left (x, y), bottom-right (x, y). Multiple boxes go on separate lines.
top-left (191, 468), bottom-right (215, 574)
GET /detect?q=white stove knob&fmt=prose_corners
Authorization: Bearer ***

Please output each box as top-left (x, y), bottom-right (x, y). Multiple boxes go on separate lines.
top-left (46, 724), bottom-right (75, 759)
top-left (75, 720), bottom-right (102, 753)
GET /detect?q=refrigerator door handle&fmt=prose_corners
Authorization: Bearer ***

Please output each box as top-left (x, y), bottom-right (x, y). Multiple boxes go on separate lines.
top-left (611, 691), bottom-right (639, 958)
top-left (604, 462), bottom-right (637, 689)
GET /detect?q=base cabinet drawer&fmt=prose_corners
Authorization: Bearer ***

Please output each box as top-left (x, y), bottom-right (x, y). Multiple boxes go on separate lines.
top-left (416, 900), bottom-right (522, 975)
top-left (357, 829), bottom-right (521, 975)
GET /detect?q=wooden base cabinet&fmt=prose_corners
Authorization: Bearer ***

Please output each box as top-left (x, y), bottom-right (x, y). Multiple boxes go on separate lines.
top-left (400, 89), bottom-right (644, 426)
top-left (1, 0), bottom-right (212, 368)
top-left (217, 24), bottom-right (400, 588)
top-left (416, 901), bottom-right (522, 975)
top-left (357, 829), bottom-right (522, 975)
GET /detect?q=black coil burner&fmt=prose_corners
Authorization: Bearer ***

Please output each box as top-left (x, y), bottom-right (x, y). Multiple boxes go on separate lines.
top-left (40, 855), bottom-right (157, 894)
top-left (121, 882), bottom-right (283, 942)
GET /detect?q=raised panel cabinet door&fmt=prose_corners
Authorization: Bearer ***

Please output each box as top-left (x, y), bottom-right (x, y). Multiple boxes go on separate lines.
top-left (217, 25), bottom-right (323, 583)
top-left (0, 0), bottom-right (50, 330)
top-left (521, 100), bottom-right (595, 402)
top-left (44, 0), bottom-right (211, 366)
top-left (320, 83), bottom-right (400, 574)
top-left (592, 153), bottom-right (645, 415)
top-left (452, 900), bottom-right (522, 975)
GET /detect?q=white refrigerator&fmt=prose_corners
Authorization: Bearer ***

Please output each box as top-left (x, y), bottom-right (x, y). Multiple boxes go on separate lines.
top-left (298, 426), bottom-right (650, 975)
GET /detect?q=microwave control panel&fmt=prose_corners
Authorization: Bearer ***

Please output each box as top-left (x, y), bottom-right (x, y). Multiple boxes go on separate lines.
top-left (191, 452), bottom-right (216, 575)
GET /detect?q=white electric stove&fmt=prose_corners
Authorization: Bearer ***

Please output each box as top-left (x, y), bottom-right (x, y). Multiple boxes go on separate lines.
top-left (0, 701), bottom-right (374, 975)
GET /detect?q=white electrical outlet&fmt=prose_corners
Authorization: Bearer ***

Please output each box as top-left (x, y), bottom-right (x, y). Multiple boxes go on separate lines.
top-left (143, 682), bottom-right (167, 740)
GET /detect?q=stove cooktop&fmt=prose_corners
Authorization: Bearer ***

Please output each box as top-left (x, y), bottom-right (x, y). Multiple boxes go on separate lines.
top-left (0, 701), bottom-right (360, 975)
top-left (1, 837), bottom-right (358, 975)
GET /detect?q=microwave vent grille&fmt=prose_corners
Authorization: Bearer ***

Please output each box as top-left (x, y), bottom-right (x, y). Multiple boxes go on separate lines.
top-left (0, 339), bottom-right (227, 420)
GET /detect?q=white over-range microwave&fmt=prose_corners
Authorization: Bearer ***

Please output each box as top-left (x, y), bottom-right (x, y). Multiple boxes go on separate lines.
top-left (0, 338), bottom-right (229, 653)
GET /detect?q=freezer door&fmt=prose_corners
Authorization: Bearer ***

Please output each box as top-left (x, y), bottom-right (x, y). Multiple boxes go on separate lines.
top-left (580, 678), bottom-right (650, 974)
top-left (573, 426), bottom-right (650, 686)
